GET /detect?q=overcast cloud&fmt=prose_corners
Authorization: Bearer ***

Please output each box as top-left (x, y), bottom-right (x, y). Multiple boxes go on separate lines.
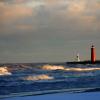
top-left (0, 0), bottom-right (100, 63)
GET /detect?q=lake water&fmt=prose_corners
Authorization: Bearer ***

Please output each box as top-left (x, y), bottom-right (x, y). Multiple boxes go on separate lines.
top-left (0, 63), bottom-right (100, 98)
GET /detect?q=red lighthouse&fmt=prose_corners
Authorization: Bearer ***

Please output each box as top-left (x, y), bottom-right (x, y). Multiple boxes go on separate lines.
top-left (91, 44), bottom-right (96, 63)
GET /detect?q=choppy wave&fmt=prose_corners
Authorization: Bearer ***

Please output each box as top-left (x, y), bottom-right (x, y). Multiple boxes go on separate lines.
top-left (0, 66), bottom-right (12, 75)
top-left (64, 67), bottom-right (100, 72)
top-left (1, 64), bottom-right (100, 75)
top-left (22, 74), bottom-right (54, 81)
top-left (41, 65), bottom-right (64, 70)
top-left (41, 64), bottom-right (100, 72)
top-left (1, 63), bottom-right (100, 98)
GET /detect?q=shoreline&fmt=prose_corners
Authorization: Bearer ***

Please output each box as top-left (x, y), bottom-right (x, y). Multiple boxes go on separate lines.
top-left (2, 91), bottom-right (100, 100)
top-left (1, 87), bottom-right (100, 99)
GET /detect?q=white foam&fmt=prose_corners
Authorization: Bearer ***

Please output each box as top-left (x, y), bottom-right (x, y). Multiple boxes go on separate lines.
top-left (41, 64), bottom-right (100, 72)
top-left (65, 67), bottom-right (100, 72)
top-left (23, 74), bottom-right (54, 81)
top-left (0, 66), bottom-right (12, 75)
top-left (41, 65), bottom-right (64, 70)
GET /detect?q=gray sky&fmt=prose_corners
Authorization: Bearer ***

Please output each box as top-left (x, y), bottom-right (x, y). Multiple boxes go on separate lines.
top-left (0, 0), bottom-right (100, 63)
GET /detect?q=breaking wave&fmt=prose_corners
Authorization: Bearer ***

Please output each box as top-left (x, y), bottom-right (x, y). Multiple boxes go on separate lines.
top-left (0, 66), bottom-right (12, 75)
top-left (41, 64), bottom-right (100, 72)
top-left (41, 65), bottom-right (64, 70)
top-left (1, 63), bottom-right (100, 98)
top-left (65, 67), bottom-right (100, 72)
top-left (23, 74), bottom-right (54, 81)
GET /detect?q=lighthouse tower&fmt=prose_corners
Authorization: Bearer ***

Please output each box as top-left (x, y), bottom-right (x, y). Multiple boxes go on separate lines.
top-left (91, 44), bottom-right (96, 63)
top-left (76, 53), bottom-right (80, 62)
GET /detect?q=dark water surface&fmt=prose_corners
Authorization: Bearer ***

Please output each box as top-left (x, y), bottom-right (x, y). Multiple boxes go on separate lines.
top-left (0, 63), bottom-right (100, 98)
